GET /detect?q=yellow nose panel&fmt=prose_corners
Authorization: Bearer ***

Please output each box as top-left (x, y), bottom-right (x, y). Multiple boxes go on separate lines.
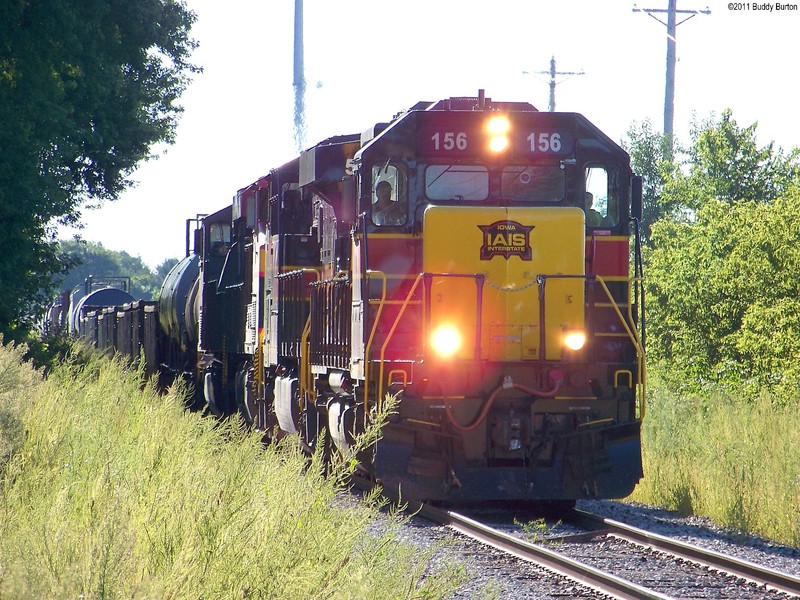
top-left (423, 206), bottom-right (585, 361)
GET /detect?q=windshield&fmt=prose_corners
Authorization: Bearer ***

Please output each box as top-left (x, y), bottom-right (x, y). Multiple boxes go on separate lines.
top-left (425, 165), bottom-right (488, 200)
top-left (501, 166), bottom-right (564, 202)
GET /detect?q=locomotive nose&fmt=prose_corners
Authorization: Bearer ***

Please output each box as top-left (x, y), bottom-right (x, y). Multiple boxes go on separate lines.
top-left (422, 205), bottom-right (585, 362)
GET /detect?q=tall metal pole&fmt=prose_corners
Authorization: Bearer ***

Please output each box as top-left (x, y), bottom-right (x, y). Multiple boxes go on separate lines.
top-left (633, 2), bottom-right (710, 156)
top-left (293, 0), bottom-right (306, 153)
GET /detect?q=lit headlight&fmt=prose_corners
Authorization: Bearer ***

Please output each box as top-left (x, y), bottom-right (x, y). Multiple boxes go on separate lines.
top-left (563, 331), bottom-right (586, 351)
top-left (430, 325), bottom-right (462, 358)
top-left (486, 115), bottom-right (510, 153)
top-left (488, 136), bottom-right (509, 152)
top-left (487, 115), bottom-right (510, 134)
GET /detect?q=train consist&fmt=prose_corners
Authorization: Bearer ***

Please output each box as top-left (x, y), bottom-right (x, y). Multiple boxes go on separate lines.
top-left (52, 92), bottom-right (646, 504)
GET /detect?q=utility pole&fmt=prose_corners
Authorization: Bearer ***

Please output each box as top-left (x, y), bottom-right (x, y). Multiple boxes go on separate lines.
top-left (293, 0), bottom-right (306, 153)
top-left (633, 1), bottom-right (710, 155)
top-left (526, 56), bottom-right (584, 112)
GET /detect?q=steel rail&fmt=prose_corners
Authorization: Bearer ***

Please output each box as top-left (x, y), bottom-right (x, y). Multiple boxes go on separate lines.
top-left (413, 502), bottom-right (673, 600)
top-left (350, 476), bottom-right (669, 598)
top-left (349, 477), bottom-right (669, 598)
top-left (570, 509), bottom-right (800, 597)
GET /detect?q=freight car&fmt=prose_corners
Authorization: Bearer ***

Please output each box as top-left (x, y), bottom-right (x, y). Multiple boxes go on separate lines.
top-left (56, 92), bottom-right (646, 505)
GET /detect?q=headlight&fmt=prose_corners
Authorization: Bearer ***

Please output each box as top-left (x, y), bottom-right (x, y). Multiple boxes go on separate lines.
top-left (486, 115), bottom-right (510, 153)
top-left (430, 324), bottom-right (462, 358)
top-left (563, 330), bottom-right (586, 351)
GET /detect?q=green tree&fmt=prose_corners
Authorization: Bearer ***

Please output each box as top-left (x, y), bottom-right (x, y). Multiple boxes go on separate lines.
top-left (57, 239), bottom-right (175, 300)
top-left (156, 257), bottom-right (180, 283)
top-left (647, 191), bottom-right (800, 399)
top-left (643, 112), bottom-right (800, 399)
top-left (662, 110), bottom-right (800, 212)
top-left (0, 0), bottom-right (198, 340)
top-left (623, 119), bottom-right (674, 244)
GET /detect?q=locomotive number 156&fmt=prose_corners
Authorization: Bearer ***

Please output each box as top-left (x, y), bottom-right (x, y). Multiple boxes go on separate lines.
top-left (420, 127), bottom-right (571, 156)
top-left (430, 131), bottom-right (469, 151)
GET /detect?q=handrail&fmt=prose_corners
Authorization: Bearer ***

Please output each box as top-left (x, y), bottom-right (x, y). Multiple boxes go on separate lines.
top-left (364, 270), bottom-right (646, 421)
top-left (299, 316), bottom-right (313, 410)
top-left (627, 275), bottom-right (647, 419)
top-left (595, 275), bottom-right (645, 419)
top-left (278, 268), bottom-right (320, 412)
top-left (362, 270), bottom-right (387, 424)
top-left (537, 273), bottom-right (646, 419)
top-left (376, 274), bottom-right (425, 412)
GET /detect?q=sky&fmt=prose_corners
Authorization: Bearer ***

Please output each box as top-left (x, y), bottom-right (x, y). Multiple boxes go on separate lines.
top-left (59, 0), bottom-right (800, 269)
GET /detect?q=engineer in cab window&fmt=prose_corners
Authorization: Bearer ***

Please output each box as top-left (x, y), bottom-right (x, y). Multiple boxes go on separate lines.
top-left (372, 181), bottom-right (406, 226)
top-left (585, 192), bottom-right (603, 227)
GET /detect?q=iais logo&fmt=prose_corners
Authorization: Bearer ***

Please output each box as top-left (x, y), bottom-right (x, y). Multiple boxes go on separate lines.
top-left (478, 220), bottom-right (534, 261)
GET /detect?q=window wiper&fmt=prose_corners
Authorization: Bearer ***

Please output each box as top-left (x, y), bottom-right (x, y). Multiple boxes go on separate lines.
top-left (427, 165), bottom-right (454, 188)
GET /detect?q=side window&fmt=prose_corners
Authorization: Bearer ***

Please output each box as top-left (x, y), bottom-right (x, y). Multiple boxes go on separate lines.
top-left (208, 223), bottom-right (231, 256)
top-left (584, 165), bottom-right (618, 228)
top-left (371, 163), bottom-right (407, 226)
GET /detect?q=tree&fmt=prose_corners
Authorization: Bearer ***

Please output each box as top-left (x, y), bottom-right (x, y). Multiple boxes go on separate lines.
top-left (646, 193), bottom-right (800, 399)
top-left (57, 239), bottom-right (176, 300)
top-left (623, 119), bottom-right (674, 244)
top-left (0, 0), bottom-right (198, 340)
top-left (641, 111), bottom-right (800, 399)
top-left (661, 110), bottom-right (800, 212)
top-left (156, 257), bottom-right (180, 283)
top-left (624, 112), bottom-right (800, 246)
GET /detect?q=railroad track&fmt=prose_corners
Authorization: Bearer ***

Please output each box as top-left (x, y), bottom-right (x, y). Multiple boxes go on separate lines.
top-left (419, 502), bottom-right (669, 599)
top-left (420, 503), bottom-right (800, 599)
top-left (566, 509), bottom-right (800, 597)
top-left (350, 477), bottom-right (800, 599)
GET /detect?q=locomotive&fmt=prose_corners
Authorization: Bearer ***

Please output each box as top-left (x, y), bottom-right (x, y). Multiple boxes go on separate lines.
top-left (61, 92), bottom-right (646, 504)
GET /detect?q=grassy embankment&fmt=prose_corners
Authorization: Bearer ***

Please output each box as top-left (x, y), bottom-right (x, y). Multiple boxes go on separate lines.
top-left (0, 342), bottom-right (467, 599)
top-left (630, 372), bottom-right (800, 548)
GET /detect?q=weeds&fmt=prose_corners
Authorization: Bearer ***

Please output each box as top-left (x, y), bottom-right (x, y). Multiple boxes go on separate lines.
top-left (0, 342), bottom-right (462, 599)
top-left (513, 517), bottom-right (559, 543)
top-left (630, 372), bottom-right (800, 548)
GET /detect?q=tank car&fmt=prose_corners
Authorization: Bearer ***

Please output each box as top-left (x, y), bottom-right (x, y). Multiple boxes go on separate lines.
top-left (65, 276), bottom-right (134, 341)
top-left (198, 91), bottom-right (646, 504)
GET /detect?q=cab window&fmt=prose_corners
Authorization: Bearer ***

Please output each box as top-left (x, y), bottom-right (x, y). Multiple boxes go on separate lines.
top-left (502, 166), bottom-right (564, 202)
top-left (371, 163), bottom-right (407, 226)
top-left (208, 223), bottom-right (231, 256)
top-left (584, 165), bottom-right (619, 228)
top-left (425, 165), bottom-right (488, 201)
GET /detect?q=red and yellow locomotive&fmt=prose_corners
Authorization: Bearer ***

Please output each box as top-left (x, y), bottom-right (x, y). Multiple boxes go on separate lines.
top-left (192, 92), bottom-right (645, 503)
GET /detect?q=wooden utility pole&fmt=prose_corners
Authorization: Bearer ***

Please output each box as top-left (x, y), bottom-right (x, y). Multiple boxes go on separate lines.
top-left (633, 1), bottom-right (710, 155)
top-left (529, 56), bottom-right (584, 112)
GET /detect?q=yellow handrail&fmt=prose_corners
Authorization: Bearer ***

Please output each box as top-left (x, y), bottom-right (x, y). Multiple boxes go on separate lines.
top-left (593, 274), bottom-right (646, 420)
top-left (376, 274), bottom-right (426, 412)
top-left (283, 268), bottom-right (320, 412)
top-left (362, 270), bottom-right (387, 423)
top-left (299, 316), bottom-right (313, 410)
top-left (361, 270), bottom-right (646, 422)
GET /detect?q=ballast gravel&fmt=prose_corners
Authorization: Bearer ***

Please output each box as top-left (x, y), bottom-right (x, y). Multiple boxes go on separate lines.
top-left (386, 499), bottom-right (800, 599)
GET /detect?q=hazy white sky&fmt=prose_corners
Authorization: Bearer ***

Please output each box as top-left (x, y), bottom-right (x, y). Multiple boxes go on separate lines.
top-left (61, 0), bottom-right (800, 268)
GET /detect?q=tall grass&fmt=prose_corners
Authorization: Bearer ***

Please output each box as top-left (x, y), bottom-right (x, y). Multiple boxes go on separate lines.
top-left (0, 343), bottom-right (466, 599)
top-left (630, 373), bottom-right (800, 548)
